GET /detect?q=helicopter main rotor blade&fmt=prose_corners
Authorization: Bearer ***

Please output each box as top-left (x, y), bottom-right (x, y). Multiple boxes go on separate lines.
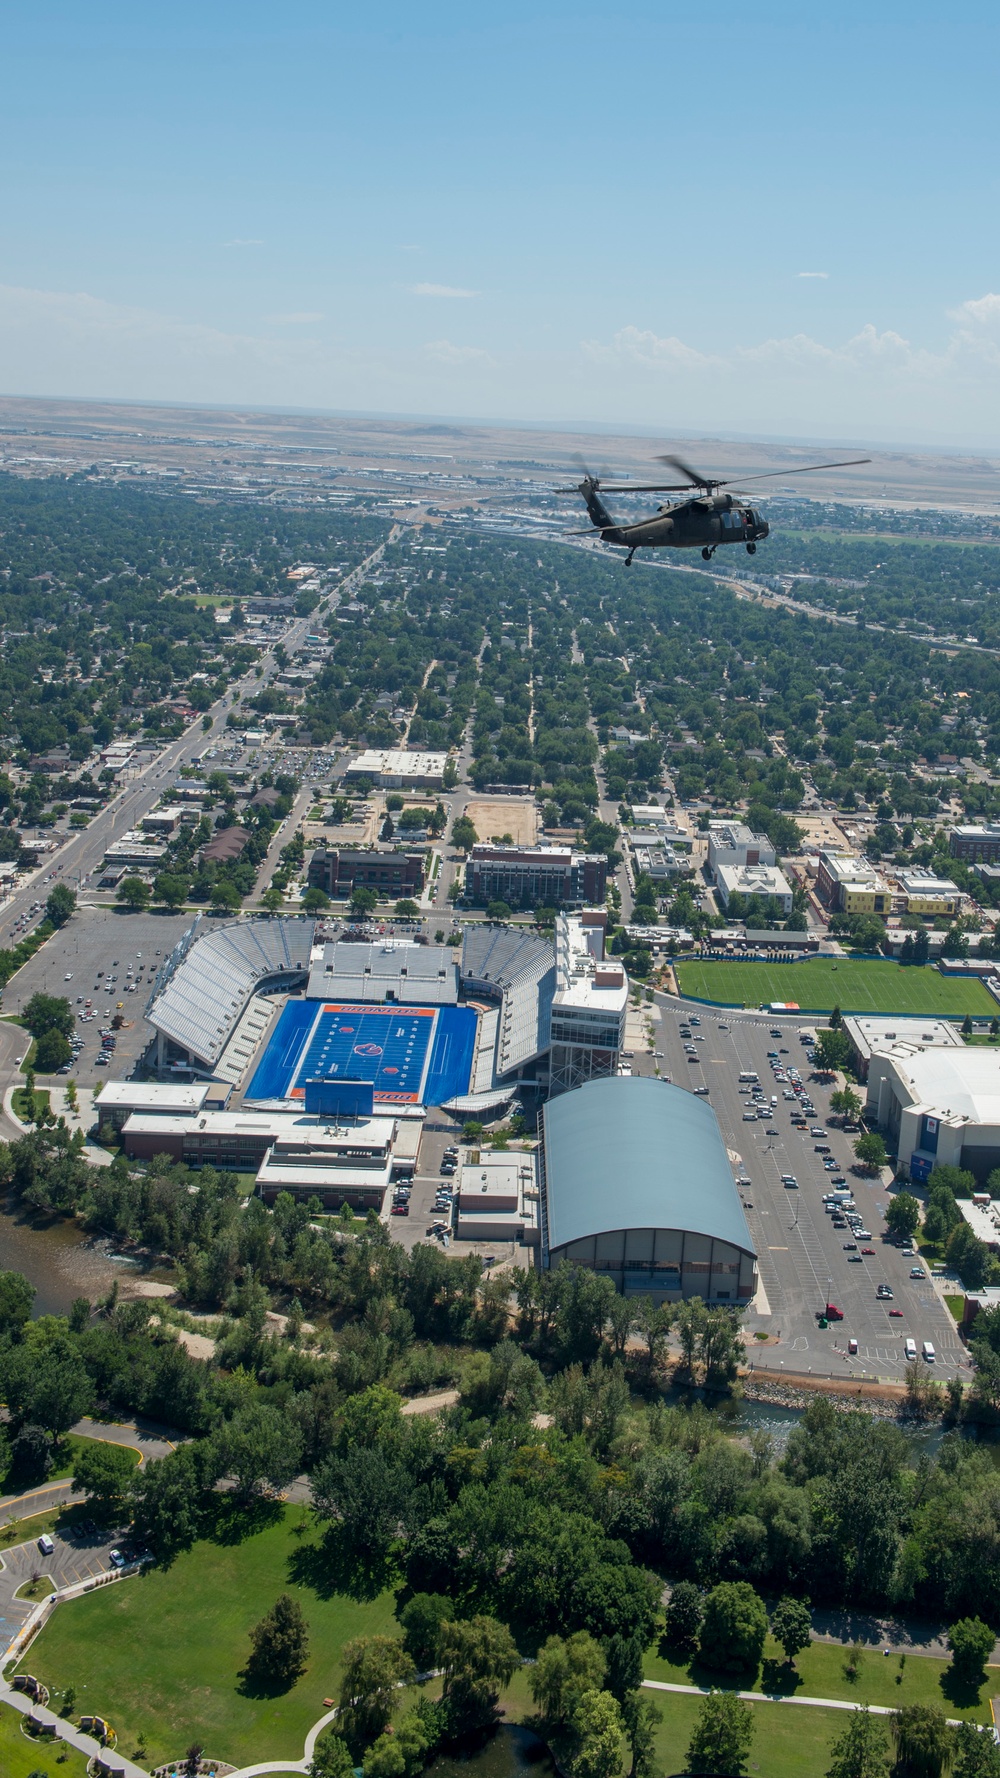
top-left (654, 455), bottom-right (707, 487)
top-left (707, 457), bottom-right (872, 490)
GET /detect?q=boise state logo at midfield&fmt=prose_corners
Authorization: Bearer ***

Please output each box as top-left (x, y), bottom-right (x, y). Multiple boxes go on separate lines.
top-left (354, 1042), bottom-right (384, 1057)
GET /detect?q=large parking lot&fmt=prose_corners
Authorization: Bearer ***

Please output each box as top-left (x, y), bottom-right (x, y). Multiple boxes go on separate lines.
top-left (2, 906), bottom-right (194, 1087)
top-left (641, 995), bottom-right (966, 1381)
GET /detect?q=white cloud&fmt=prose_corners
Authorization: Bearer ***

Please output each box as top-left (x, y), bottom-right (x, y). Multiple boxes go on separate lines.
top-left (424, 339), bottom-right (495, 366)
top-left (797, 271), bottom-right (829, 279)
top-left (584, 311), bottom-right (1000, 385)
top-left (583, 325), bottom-right (722, 369)
top-left (953, 292), bottom-right (1000, 327)
top-left (222, 238), bottom-right (264, 248)
top-left (266, 311), bottom-right (324, 325)
top-left (411, 282), bottom-right (478, 298)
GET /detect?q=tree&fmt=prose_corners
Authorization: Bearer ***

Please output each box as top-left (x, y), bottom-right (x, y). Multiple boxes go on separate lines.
top-left (962, 1014), bottom-right (974, 1038)
top-left (531, 1631), bottom-right (606, 1728)
top-left (45, 883), bottom-right (76, 927)
top-left (663, 1581), bottom-right (704, 1653)
top-left (0, 1268), bottom-right (34, 1336)
top-left (1, 1333), bottom-right (93, 1434)
top-left (825, 1706), bottom-right (891, 1778)
top-left (153, 873), bottom-right (189, 911)
top-left (117, 875), bottom-right (151, 910)
top-left (366, 1706), bottom-right (435, 1778)
top-left (337, 1636), bottom-right (415, 1752)
top-left (816, 1028), bottom-right (851, 1072)
top-left (854, 1132), bottom-right (888, 1174)
top-left (771, 1594), bottom-right (812, 1666)
top-left (830, 1004), bottom-right (843, 1028)
top-left (953, 1723), bottom-right (1000, 1778)
top-left (311, 1442), bottom-right (413, 1555)
top-left (439, 1614), bottom-right (520, 1738)
top-left (701, 1308), bottom-right (744, 1392)
top-left (310, 1729), bottom-right (355, 1778)
top-left (130, 1444), bottom-right (210, 1560)
top-left (302, 886), bottom-right (332, 913)
top-left (246, 1593), bottom-right (309, 1688)
top-left (263, 885), bottom-right (284, 913)
top-left (485, 900), bottom-right (512, 922)
top-left (886, 1193), bottom-right (921, 1242)
top-left (686, 1690), bottom-right (755, 1777)
top-left (210, 880), bottom-right (241, 915)
top-left (620, 1691), bottom-right (662, 1778)
top-left (395, 899), bottom-right (420, 918)
top-left (452, 816), bottom-right (477, 851)
top-left (947, 1618), bottom-right (995, 1688)
top-left (22, 994), bottom-right (73, 1041)
top-left (350, 885), bottom-right (378, 916)
top-left (698, 1582), bottom-right (769, 1675)
top-left (208, 1402), bottom-right (303, 1502)
top-left (73, 1440), bottom-right (136, 1520)
top-left (891, 1705), bottom-right (953, 1778)
top-left (35, 1027), bottom-right (71, 1072)
top-left (399, 1593), bottom-right (453, 1671)
top-left (831, 1087), bottom-right (863, 1123)
top-left (568, 1688), bottom-right (626, 1778)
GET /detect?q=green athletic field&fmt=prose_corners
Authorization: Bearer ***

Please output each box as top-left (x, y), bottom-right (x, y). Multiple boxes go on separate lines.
top-left (674, 957), bottom-right (997, 1017)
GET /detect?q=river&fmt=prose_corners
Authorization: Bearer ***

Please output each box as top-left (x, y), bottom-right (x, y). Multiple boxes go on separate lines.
top-left (0, 1196), bottom-right (121, 1315)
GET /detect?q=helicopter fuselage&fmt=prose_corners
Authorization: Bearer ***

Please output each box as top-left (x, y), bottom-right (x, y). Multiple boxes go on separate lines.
top-left (584, 486), bottom-right (768, 557)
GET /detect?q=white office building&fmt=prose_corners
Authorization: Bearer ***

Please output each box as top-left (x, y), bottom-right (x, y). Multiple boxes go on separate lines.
top-left (715, 862), bottom-right (794, 914)
top-left (548, 910), bottom-right (628, 1098)
top-left (707, 822), bottom-right (776, 879)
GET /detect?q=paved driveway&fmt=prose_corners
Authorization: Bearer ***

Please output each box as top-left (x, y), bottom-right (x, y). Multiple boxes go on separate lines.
top-left (0, 1521), bottom-right (123, 1649)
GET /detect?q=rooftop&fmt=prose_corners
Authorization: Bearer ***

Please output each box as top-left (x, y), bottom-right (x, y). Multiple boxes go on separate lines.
top-left (542, 1076), bottom-right (755, 1254)
top-left (878, 1045), bottom-right (1000, 1126)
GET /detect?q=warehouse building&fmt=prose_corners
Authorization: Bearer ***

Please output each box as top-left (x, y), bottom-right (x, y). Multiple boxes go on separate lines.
top-left (465, 843), bottom-right (607, 909)
top-left (866, 1042), bottom-right (1000, 1183)
top-left (344, 749), bottom-right (448, 789)
top-left (539, 1076), bottom-right (757, 1302)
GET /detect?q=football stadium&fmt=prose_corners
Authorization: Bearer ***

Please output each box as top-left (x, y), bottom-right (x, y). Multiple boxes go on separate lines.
top-left (142, 911), bottom-right (628, 1118)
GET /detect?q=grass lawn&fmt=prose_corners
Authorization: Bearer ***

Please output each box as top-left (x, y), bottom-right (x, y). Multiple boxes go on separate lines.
top-left (945, 1295), bottom-right (965, 1321)
top-left (12, 1086), bottom-right (49, 1123)
top-left (644, 1636), bottom-right (992, 1723)
top-left (0, 1701), bottom-right (92, 1778)
top-left (16, 1502), bottom-right (398, 1768)
top-left (675, 957), bottom-right (995, 1017)
top-left (498, 1664), bottom-right (879, 1778)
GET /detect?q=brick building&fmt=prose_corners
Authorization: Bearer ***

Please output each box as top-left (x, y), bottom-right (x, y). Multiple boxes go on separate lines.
top-left (308, 847), bottom-right (425, 899)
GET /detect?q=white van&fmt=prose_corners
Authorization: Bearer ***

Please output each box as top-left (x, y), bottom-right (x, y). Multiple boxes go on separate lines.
top-left (904, 1338), bottom-right (917, 1361)
top-left (922, 1341), bottom-right (936, 1363)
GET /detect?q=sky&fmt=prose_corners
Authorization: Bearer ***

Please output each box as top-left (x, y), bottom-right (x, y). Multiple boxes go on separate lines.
top-left (5, 0), bottom-right (1000, 449)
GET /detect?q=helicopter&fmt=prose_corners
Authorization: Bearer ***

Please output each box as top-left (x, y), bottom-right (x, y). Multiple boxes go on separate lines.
top-left (558, 454), bottom-right (871, 565)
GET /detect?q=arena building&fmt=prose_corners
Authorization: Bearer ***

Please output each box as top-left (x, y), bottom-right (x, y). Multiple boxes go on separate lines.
top-left (539, 1076), bottom-right (757, 1303)
top-left (867, 1041), bottom-right (1000, 1184)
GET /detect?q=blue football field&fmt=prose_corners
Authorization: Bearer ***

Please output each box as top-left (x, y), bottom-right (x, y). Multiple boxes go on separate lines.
top-left (245, 1000), bottom-right (476, 1107)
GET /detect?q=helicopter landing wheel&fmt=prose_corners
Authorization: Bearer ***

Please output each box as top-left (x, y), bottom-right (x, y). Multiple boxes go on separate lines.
top-left (746, 542), bottom-right (757, 554)
top-left (701, 546), bottom-right (715, 561)
top-left (624, 549), bottom-right (635, 567)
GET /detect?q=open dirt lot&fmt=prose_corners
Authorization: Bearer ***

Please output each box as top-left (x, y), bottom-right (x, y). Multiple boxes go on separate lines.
top-left (463, 798), bottom-right (537, 845)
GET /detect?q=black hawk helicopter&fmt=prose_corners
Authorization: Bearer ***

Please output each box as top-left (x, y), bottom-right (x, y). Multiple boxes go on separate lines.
top-left (559, 453), bottom-right (870, 565)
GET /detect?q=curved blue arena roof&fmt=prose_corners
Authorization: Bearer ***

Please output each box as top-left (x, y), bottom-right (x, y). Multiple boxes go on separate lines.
top-left (542, 1076), bottom-right (755, 1255)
